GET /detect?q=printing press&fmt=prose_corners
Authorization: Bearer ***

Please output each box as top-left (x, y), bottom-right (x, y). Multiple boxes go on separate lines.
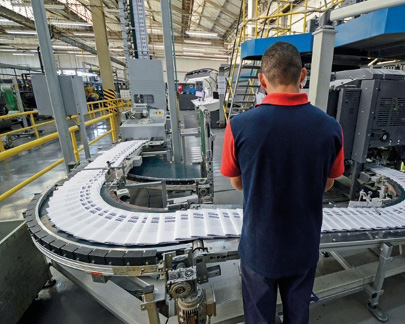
top-left (24, 68), bottom-right (405, 324)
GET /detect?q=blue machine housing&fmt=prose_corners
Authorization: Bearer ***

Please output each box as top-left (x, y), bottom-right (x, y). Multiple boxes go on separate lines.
top-left (241, 5), bottom-right (405, 66)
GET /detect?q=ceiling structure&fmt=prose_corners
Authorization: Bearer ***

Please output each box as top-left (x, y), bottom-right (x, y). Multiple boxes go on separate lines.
top-left (0, 0), bottom-right (244, 67)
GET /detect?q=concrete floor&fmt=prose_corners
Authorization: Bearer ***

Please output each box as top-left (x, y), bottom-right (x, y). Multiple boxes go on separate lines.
top-left (1, 111), bottom-right (405, 324)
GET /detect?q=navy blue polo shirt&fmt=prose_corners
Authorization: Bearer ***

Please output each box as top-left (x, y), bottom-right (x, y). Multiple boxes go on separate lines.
top-left (221, 92), bottom-right (344, 278)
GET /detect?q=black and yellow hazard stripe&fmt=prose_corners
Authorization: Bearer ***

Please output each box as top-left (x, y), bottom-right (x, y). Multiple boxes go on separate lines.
top-left (103, 89), bottom-right (118, 112)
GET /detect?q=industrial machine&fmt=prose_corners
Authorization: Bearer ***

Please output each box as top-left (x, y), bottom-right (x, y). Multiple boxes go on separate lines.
top-left (327, 68), bottom-right (405, 199)
top-left (25, 138), bottom-right (405, 323)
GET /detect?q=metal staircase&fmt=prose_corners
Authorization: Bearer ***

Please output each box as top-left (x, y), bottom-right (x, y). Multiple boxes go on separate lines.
top-left (227, 61), bottom-right (261, 119)
top-left (222, 0), bottom-right (342, 121)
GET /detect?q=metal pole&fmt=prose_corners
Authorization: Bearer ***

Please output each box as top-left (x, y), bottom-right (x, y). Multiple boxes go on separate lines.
top-left (330, 0), bottom-right (405, 21)
top-left (90, 0), bottom-right (116, 100)
top-left (308, 25), bottom-right (337, 111)
top-left (78, 113), bottom-right (91, 159)
top-left (161, 0), bottom-right (182, 164)
top-left (31, 0), bottom-right (76, 172)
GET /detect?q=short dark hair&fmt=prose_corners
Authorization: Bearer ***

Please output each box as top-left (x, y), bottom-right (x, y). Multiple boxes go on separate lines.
top-left (261, 41), bottom-right (302, 87)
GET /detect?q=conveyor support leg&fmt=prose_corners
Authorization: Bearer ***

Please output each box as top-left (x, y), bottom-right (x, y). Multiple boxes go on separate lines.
top-left (365, 242), bottom-right (393, 322)
top-left (140, 285), bottom-right (161, 324)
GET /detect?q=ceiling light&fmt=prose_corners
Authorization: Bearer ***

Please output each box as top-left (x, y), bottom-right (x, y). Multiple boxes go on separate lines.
top-left (117, 56), bottom-right (126, 59)
top-left (368, 58), bottom-right (378, 66)
top-left (51, 21), bottom-right (92, 27)
top-left (186, 31), bottom-right (218, 37)
top-left (183, 47), bottom-right (206, 52)
top-left (53, 45), bottom-right (78, 49)
top-left (110, 48), bottom-right (123, 52)
top-left (6, 30), bottom-right (37, 35)
top-left (184, 40), bottom-right (212, 45)
top-left (76, 54), bottom-right (96, 58)
top-left (13, 53), bottom-right (35, 56)
top-left (68, 51), bottom-right (83, 54)
top-left (183, 52), bottom-right (205, 56)
top-left (74, 33), bottom-right (94, 37)
top-left (377, 60), bottom-right (398, 65)
top-left (0, 49), bottom-right (15, 52)
top-left (181, 56), bottom-right (226, 61)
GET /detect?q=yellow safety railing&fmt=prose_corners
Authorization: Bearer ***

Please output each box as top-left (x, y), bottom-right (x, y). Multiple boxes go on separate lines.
top-left (223, 0), bottom-right (345, 120)
top-left (0, 99), bottom-right (131, 203)
top-left (0, 98), bottom-right (130, 152)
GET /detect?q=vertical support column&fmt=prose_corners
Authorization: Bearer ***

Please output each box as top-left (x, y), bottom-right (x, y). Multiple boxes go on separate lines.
top-left (90, 0), bottom-right (116, 101)
top-left (308, 20), bottom-right (337, 112)
top-left (218, 66), bottom-right (226, 125)
top-left (247, 0), bottom-right (256, 38)
top-left (31, 0), bottom-right (76, 172)
top-left (366, 242), bottom-right (393, 322)
top-left (161, 0), bottom-right (182, 164)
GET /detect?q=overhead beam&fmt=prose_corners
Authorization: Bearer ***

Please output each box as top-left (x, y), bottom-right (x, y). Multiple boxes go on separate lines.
top-left (204, 0), bottom-right (239, 19)
top-left (0, 5), bottom-right (125, 67)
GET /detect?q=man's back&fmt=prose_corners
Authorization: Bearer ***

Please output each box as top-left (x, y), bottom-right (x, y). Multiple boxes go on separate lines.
top-left (224, 93), bottom-right (343, 277)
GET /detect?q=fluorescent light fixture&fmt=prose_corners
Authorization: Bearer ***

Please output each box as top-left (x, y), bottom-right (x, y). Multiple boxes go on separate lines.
top-left (53, 45), bottom-right (78, 49)
top-left (110, 48), bottom-right (123, 52)
top-left (183, 47), bottom-right (206, 52)
top-left (183, 52), bottom-right (205, 56)
top-left (6, 30), bottom-right (37, 35)
top-left (117, 56), bottom-right (126, 59)
top-left (181, 56), bottom-right (226, 61)
top-left (186, 31), bottom-right (218, 37)
top-left (13, 53), bottom-right (35, 56)
top-left (0, 49), bottom-right (15, 52)
top-left (368, 58), bottom-right (378, 66)
top-left (377, 60), bottom-right (398, 65)
top-left (76, 54), bottom-right (96, 58)
top-left (68, 51), bottom-right (83, 54)
top-left (51, 21), bottom-right (92, 26)
top-left (74, 32), bottom-right (94, 37)
top-left (184, 40), bottom-right (212, 45)
top-left (45, 4), bottom-right (65, 10)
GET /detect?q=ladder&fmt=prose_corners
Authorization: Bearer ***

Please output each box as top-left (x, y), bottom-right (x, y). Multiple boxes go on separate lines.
top-left (227, 60), bottom-right (261, 119)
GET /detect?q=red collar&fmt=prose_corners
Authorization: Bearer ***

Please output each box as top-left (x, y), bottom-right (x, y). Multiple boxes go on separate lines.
top-left (258, 92), bottom-right (309, 106)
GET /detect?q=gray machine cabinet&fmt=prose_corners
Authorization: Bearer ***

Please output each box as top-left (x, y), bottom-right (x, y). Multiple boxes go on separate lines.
top-left (127, 58), bottom-right (166, 109)
top-left (336, 88), bottom-right (361, 160)
top-left (31, 74), bottom-right (88, 116)
top-left (0, 220), bottom-right (49, 324)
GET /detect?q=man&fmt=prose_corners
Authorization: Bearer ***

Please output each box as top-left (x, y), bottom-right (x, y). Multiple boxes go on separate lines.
top-left (221, 42), bottom-right (344, 324)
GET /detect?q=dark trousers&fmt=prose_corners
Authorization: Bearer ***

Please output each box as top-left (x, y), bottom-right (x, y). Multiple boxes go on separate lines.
top-left (240, 262), bottom-right (316, 324)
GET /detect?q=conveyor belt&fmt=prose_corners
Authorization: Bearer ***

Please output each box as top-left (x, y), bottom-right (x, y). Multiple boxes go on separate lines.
top-left (39, 140), bottom-right (405, 247)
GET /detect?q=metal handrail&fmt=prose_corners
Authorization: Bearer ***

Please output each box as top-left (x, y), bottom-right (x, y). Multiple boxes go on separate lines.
top-left (0, 98), bottom-right (130, 152)
top-left (0, 99), bottom-right (129, 203)
top-left (223, 0), bottom-right (344, 119)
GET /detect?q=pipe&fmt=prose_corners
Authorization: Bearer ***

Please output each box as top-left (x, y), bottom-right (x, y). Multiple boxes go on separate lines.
top-left (330, 0), bottom-right (405, 21)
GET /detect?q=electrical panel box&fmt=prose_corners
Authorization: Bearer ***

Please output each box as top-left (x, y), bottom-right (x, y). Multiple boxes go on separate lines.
top-left (31, 74), bottom-right (88, 116)
top-left (127, 58), bottom-right (166, 109)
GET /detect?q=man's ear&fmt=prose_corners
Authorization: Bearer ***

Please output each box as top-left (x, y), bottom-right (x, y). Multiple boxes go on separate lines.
top-left (259, 73), bottom-right (268, 90)
top-left (300, 67), bottom-right (307, 84)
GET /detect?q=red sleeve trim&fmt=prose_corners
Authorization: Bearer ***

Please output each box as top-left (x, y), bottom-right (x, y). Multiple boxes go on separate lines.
top-left (221, 122), bottom-right (241, 178)
top-left (328, 128), bottom-right (345, 179)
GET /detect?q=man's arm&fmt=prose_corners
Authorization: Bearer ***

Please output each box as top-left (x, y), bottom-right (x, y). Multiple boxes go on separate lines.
top-left (325, 178), bottom-right (334, 192)
top-left (231, 175), bottom-right (242, 190)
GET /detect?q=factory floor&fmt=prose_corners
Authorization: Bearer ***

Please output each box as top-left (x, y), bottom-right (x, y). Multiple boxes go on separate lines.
top-left (1, 111), bottom-right (405, 324)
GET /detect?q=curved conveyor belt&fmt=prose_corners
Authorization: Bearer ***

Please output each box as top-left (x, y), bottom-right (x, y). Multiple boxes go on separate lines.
top-left (23, 140), bottom-right (405, 271)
